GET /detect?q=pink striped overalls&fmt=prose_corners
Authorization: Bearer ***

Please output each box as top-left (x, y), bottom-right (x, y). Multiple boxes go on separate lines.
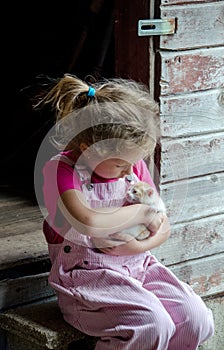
top-left (48, 161), bottom-right (214, 350)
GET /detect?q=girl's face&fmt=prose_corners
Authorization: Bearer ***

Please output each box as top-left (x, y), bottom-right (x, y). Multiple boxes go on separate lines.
top-left (93, 158), bottom-right (133, 179)
top-left (79, 142), bottom-right (146, 179)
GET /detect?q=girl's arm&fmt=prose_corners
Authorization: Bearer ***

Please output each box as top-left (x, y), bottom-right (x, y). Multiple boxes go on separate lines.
top-left (58, 189), bottom-right (163, 238)
top-left (99, 215), bottom-right (171, 255)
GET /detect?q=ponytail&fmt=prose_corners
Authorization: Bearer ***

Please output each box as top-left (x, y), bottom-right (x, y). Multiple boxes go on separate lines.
top-left (34, 74), bottom-right (97, 121)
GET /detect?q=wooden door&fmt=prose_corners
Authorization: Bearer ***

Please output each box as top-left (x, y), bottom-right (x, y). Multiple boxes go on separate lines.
top-left (114, 0), bottom-right (152, 87)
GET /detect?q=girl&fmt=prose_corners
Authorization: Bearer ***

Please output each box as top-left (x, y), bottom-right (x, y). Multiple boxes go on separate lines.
top-left (36, 74), bottom-right (214, 350)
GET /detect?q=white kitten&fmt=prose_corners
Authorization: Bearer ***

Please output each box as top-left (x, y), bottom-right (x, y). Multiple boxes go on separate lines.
top-left (126, 181), bottom-right (166, 214)
top-left (122, 181), bottom-right (166, 241)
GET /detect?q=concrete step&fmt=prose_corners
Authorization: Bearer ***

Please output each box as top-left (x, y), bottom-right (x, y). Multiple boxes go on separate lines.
top-left (0, 299), bottom-right (97, 350)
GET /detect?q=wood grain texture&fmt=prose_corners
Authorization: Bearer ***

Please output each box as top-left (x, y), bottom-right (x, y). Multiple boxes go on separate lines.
top-left (160, 47), bottom-right (224, 95)
top-left (160, 172), bottom-right (224, 224)
top-left (160, 132), bottom-right (224, 182)
top-left (160, 2), bottom-right (224, 50)
top-left (169, 253), bottom-right (224, 297)
top-left (153, 214), bottom-right (224, 265)
top-left (0, 230), bottom-right (48, 270)
top-left (0, 190), bottom-right (47, 270)
top-left (157, 0), bottom-right (224, 315)
top-left (114, 0), bottom-right (150, 84)
top-left (161, 0), bottom-right (222, 4)
top-left (200, 296), bottom-right (224, 350)
top-left (0, 273), bottom-right (54, 311)
top-left (160, 89), bottom-right (224, 137)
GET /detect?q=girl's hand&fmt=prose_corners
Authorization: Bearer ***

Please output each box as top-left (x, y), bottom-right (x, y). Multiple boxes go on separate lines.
top-left (98, 238), bottom-right (145, 256)
top-left (145, 211), bottom-right (165, 235)
top-left (95, 214), bottom-right (171, 256)
top-left (92, 232), bottom-right (133, 251)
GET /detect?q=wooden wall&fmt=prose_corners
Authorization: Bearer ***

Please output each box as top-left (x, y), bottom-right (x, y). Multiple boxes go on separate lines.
top-left (153, 0), bottom-right (224, 302)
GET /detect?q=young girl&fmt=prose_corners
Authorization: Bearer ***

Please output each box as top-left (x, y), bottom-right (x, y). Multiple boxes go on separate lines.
top-left (35, 74), bottom-right (214, 350)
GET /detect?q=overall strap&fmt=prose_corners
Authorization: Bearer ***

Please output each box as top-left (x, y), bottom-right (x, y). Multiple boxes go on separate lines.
top-left (74, 164), bottom-right (91, 186)
top-left (125, 173), bottom-right (136, 185)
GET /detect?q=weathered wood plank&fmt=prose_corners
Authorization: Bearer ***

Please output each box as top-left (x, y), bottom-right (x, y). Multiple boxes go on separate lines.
top-left (199, 296), bottom-right (224, 350)
top-left (0, 230), bottom-right (48, 271)
top-left (161, 0), bottom-right (222, 5)
top-left (160, 2), bottom-right (224, 50)
top-left (0, 197), bottom-right (30, 206)
top-left (114, 0), bottom-right (149, 85)
top-left (153, 214), bottom-right (224, 266)
top-left (0, 300), bottom-right (81, 350)
top-left (160, 89), bottom-right (224, 137)
top-left (0, 206), bottom-right (43, 240)
top-left (160, 47), bottom-right (224, 95)
top-left (0, 273), bottom-right (55, 311)
top-left (169, 253), bottom-right (224, 298)
top-left (0, 206), bottom-right (42, 227)
top-left (0, 190), bottom-right (44, 239)
top-left (160, 132), bottom-right (224, 182)
top-left (0, 220), bottom-right (43, 239)
top-left (160, 172), bottom-right (224, 224)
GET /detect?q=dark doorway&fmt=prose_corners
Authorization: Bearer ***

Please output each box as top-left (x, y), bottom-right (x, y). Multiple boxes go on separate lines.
top-left (2, 1), bottom-right (115, 197)
top-left (3, 0), bottom-right (151, 199)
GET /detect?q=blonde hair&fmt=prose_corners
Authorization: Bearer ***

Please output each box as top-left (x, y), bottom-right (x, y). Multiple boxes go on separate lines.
top-left (35, 74), bottom-right (160, 158)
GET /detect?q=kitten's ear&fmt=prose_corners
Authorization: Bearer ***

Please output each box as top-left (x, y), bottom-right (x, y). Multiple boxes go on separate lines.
top-left (147, 188), bottom-right (154, 196)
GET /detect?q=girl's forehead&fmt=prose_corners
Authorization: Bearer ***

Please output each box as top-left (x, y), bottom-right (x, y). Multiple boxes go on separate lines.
top-left (98, 158), bottom-right (128, 165)
top-left (110, 158), bottom-right (129, 163)
top-left (89, 146), bottom-right (146, 166)
top-left (114, 150), bottom-right (146, 163)
top-left (102, 154), bottom-right (141, 166)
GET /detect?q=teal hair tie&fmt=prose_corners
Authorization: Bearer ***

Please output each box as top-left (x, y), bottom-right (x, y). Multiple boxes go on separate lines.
top-left (87, 86), bottom-right (96, 98)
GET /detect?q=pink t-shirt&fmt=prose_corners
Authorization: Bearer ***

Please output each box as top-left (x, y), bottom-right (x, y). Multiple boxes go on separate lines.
top-left (42, 150), bottom-right (155, 243)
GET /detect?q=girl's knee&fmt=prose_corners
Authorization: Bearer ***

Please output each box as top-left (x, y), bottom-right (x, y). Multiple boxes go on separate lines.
top-left (144, 309), bottom-right (176, 345)
top-left (110, 312), bottom-right (176, 350)
top-left (180, 296), bottom-right (215, 342)
top-left (193, 304), bottom-right (214, 342)
top-left (121, 309), bottom-right (175, 338)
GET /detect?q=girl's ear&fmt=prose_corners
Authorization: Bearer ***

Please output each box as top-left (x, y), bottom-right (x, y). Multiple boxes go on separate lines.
top-left (80, 143), bottom-right (92, 160)
top-left (80, 143), bottom-right (89, 153)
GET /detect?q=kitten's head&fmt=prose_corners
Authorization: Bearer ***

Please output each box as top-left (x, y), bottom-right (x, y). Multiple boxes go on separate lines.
top-left (126, 181), bottom-right (154, 203)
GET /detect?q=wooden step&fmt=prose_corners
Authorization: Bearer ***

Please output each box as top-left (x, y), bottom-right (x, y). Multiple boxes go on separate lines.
top-left (0, 299), bottom-right (97, 350)
top-left (0, 186), bottom-right (55, 311)
top-left (0, 185), bottom-right (48, 272)
top-left (0, 260), bottom-right (55, 311)
top-left (0, 188), bottom-right (97, 349)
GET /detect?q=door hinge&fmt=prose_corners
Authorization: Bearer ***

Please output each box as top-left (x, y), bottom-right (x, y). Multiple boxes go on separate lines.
top-left (138, 19), bottom-right (176, 36)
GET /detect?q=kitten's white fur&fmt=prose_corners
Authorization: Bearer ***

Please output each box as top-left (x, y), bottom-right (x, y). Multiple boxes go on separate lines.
top-left (126, 182), bottom-right (166, 214)
top-left (121, 181), bottom-right (166, 240)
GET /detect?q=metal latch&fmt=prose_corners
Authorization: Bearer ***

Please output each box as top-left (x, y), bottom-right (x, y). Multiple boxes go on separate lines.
top-left (138, 19), bottom-right (176, 36)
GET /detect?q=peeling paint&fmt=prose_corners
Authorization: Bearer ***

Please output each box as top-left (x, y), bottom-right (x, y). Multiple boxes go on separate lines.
top-left (160, 2), bottom-right (224, 50)
top-left (160, 48), bottom-right (224, 95)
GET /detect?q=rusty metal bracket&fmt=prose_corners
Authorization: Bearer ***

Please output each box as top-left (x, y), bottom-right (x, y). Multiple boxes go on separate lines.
top-left (138, 19), bottom-right (176, 36)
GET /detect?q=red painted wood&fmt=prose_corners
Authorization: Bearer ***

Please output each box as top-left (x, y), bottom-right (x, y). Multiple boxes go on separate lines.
top-left (114, 0), bottom-right (150, 85)
top-left (160, 48), bottom-right (224, 95)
